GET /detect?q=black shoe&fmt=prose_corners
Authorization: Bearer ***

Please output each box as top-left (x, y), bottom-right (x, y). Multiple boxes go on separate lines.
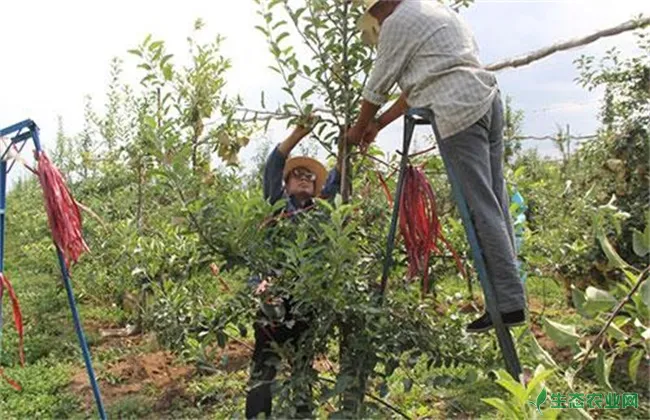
top-left (466, 310), bottom-right (526, 334)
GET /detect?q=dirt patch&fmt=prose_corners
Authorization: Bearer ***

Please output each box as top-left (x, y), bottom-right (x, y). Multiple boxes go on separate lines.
top-left (528, 296), bottom-right (546, 314)
top-left (69, 350), bottom-right (193, 410)
top-left (212, 340), bottom-right (254, 373)
top-left (211, 340), bottom-right (339, 375)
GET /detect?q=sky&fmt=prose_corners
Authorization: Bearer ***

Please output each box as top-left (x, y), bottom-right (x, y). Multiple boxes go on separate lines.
top-left (1, 0), bottom-right (648, 183)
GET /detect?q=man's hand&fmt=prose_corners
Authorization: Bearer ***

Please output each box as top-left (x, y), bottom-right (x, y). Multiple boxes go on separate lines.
top-left (346, 124), bottom-right (365, 146)
top-left (360, 120), bottom-right (380, 152)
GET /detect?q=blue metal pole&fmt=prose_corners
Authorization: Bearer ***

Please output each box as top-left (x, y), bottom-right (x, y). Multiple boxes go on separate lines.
top-left (55, 249), bottom-right (107, 420)
top-left (422, 112), bottom-right (522, 380)
top-left (0, 120), bottom-right (34, 138)
top-left (30, 128), bottom-right (106, 418)
top-left (396, 108), bottom-right (522, 380)
top-left (29, 124), bottom-right (42, 153)
top-left (0, 160), bottom-right (6, 272)
top-left (0, 160), bottom-right (6, 353)
top-left (442, 159), bottom-right (522, 379)
top-left (379, 115), bottom-right (415, 298)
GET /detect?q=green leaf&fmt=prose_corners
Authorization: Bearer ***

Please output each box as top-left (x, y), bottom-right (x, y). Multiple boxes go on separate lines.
top-left (564, 367), bottom-right (577, 390)
top-left (633, 227), bottom-right (650, 257)
top-left (628, 349), bottom-right (643, 384)
top-left (642, 327), bottom-right (650, 341)
top-left (254, 25), bottom-right (269, 36)
top-left (585, 286), bottom-right (616, 304)
top-left (640, 279), bottom-right (650, 308)
top-left (127, 49), bottom-right (142, 57)
top-left (294, 7), bottom-right (306, 19)
top-left (149, 40), bottom-right (163, 51)
top-left (272, 20), bottom-right (287, 30)
top-left (594, 349), bottom-right (613, 390)
top-left (494, 369), bottom-right (527, 406)
top-left (526, 367), bottom-right (556, 399)
top-left (572, 286), bottom-right (592, 318)
top-left (162, 65), bottom-right (173, 81)
top-left (542, 317), bottom-right (580, 348)
top-left (583, 286), bottom-right (617, 314)
top-left (605, 321), bottom-right (628, 341)
top-left (160, 54), bottom-right (173, 67)
top-left (301, 87), bottom-right (316, 102)
top-left (276, 32), bottom-right (290, 44)
top-left (216, 330), bottom-right (227, 348)
top-left (597, 231), bottom-right (632, 270)
top-left (140, 74), bottom-right (156, 84)
top-left (482, 398), bottom-right (520, 419)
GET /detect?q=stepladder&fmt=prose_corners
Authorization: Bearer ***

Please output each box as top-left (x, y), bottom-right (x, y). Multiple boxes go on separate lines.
top-left (379, 108), bottom-right (523, 380)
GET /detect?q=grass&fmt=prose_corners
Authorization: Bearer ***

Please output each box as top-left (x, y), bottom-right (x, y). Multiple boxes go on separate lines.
top-left (1, 264), bottom-right (648, 419)
top-left (0, 358), bottom-right (80, 419)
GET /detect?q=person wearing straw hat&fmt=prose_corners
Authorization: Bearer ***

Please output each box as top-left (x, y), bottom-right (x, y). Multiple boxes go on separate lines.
top-left (347, 0), bottom-right (527, 333)
top-left (245, 119), bottom-right (339, 419)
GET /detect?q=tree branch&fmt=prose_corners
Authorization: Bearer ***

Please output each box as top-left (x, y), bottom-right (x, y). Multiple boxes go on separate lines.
top-left (486, 16), bottom-right (650, 72)
top-left (577, 265), bottom-right (650, 372)
top-left (514, 134), bottom-right (598, 141)
top-left (317, 376), bottom-right (412, 420)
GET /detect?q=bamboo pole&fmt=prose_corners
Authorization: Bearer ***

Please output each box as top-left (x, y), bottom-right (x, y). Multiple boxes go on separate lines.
top-left (486, 16), bottom-right (650, 72)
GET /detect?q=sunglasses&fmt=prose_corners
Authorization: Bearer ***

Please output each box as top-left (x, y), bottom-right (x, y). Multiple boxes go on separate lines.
top-left (290, 167), bottom-right (317, 182)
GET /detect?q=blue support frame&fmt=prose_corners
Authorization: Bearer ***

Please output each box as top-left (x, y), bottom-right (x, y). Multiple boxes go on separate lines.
top-left (379, 109), bottom-right (522, 381)
top-left (0, 160), bottom-right (6, 351)
top-left (0, 120), bottom-right (106, 419)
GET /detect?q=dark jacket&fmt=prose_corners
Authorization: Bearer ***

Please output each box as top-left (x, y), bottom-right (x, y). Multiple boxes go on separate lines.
top-left (248, 145), bottom-right (340, 289)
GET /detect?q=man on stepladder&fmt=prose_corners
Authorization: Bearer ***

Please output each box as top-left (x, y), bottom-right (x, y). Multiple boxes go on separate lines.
top-left (346, 0), bottom-right (527, 333)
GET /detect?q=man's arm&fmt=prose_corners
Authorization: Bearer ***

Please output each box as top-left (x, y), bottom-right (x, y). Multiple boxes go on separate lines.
top-left (348, 19), bottom-right (415, 144)
top-left (377, 92), bottom-right (409, 131)
top-left (263, 125), bottom-right (312, 204)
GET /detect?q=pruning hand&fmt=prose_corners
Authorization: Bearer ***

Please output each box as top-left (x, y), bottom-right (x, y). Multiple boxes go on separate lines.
top-left (346, 124), bottom-right (364, 146)
top-left (360, 120), bottom-right (380, 152)
top-left (294, 113), bottom-right (319, 138)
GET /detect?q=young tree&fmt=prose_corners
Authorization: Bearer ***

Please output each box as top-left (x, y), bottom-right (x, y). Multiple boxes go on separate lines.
top-left (239, 0), bottom-right (478, 416)
top-left (575, 29), bottom-right (650, 267)
top-left (53, 116), bottom-right (72, 173)
top-left (503, 95), bottom-right (524, 165)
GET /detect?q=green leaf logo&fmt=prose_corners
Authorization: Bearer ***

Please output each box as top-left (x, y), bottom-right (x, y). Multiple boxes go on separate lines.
top-left (528, 387), bottom-right (547, 413)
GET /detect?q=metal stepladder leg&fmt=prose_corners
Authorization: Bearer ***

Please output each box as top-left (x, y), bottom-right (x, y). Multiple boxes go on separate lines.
top-left (379, 108), bottom-right (522, 380)
top-left (0, 120), bottom-right (107, 419)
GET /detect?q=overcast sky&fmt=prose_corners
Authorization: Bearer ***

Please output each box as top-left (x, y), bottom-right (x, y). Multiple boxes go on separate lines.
top-left (1, 0), bottom-right (648, 182)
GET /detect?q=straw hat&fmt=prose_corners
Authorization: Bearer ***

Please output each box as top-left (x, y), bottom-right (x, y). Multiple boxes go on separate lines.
top-left (283, 156), bottom-right (328, 194)
top-left (356, 0), bottom-right (382, 45)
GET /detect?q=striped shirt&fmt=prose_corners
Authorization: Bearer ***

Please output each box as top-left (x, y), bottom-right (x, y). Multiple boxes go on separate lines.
top-left (363, 0), bottom-right (498, 139)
